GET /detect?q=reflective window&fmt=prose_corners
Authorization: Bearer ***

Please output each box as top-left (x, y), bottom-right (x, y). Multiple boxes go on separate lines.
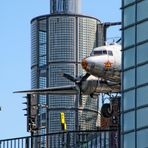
top-left (137, 128), bottom-right (148, 148)
top-left (31, 68), bottom-right (37, 88)
top-left (137, 85), bottom-right (148, 107)
top-left (39, 31), bottom-right (46, 44)
top-left (137, 42), bottom-right (148, 64)
top-left (94, 50), bottom-right (107, 55)
top-left (79, 18), bottom-right (97, 60)
top-left (137, 108), bottom-right (148, 128)
top-left (123, 69), bottom-right (135, 90)
top-left (39, 31), bottom-right (47, 67)
top-left (124, 27), bottom-right (135, 48)
top-left (137, 21), bottom-right (148, 43)
top-left (39, 95), bottom-right (47, 104)
top-left (137, 0), bottom-right (148, 21)
top-left (137, 64), bottom-right (148, 85)
top-left (123, 0), bottom-right (135, 6)
top-left (108, 50), bottom-right (113, 56)
top-left (50, 0), bottom-right (80, 14)
top-left (39, 44), bottom-right (46, 56)
top-left (124, 47), bottom-right (135, 69)
top-left (39, 56), bottom-right (47, 66)
top-left (124, 132), bottom-right (135, 148)
top-left (102, 50), bottom-right (107, 55)
top-left (93, 50), bottom-right (102, 55)
top-left (123, 90), bottom-right (135, 111)
top-left (49, 64), bottom-right (75, 87)
top-left (124, 5), bottom-right (135, 27)
top-left (124, 111), bottom-right (135, 131)
top-left (31, 21), bottom-right (38, 66)
top-left (49, 17), bottom-right (75, 61)
top-left (48, 95), bottom-right (75, 108)
top-left (39, 77), bottom-right (46, 88)
top-left (40, 128), bottom-right (46, 147)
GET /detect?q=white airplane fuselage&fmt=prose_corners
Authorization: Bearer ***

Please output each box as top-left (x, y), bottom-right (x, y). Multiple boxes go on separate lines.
top-left (81, 44), bottom-right (121, 93)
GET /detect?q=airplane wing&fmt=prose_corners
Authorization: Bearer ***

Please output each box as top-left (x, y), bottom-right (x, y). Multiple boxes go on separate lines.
top-left (14, 85), bottom-right (79, 95)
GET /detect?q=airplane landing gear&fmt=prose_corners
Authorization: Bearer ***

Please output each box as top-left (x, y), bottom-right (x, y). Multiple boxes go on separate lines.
top-left (101, 103), bottom-right (113, 118)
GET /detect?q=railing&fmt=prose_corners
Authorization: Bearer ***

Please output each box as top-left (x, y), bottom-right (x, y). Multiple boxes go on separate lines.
top-left (0, 129), bottom-right (119, 148)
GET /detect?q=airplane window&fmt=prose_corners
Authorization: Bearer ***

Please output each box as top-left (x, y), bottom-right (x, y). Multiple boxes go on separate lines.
top-left (94, 50), bottom-right (108, 55)
top-left (92, 49), bottom-right (113, 56)
top-left (102, 50), bottom-right (107, 55)
top-left (94, 51), bottom-right (103, 55)
top-left (108, 50), bottom-right (113, 56)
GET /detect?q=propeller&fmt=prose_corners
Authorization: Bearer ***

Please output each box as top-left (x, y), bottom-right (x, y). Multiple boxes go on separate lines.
top-left (62, 72), bottom-right (90, 106)
top-left (61, 73), bottom-right (77, 83)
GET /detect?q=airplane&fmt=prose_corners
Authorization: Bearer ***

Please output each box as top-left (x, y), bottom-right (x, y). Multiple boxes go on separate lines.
top-left (14, 43), bottom-right (121, 97)
top-left (14, 43), bottom-right (121, 118)
top-left (14, 22), bottom-right (121, 118)
top-left (81, 42), bottom-right (121, 85)
top-left (14, 21), bottom-right (121, 97)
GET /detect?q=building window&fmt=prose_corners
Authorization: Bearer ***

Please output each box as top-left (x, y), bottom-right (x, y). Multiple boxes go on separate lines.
top-left (124, 5), bottom-right (135, 27)
top-left (137, 85), bottom-right (148, 107)
top-left (39, 31), bottom-right (47, 66)
top-left (49, 17), bottom-right (75, 62)
top-left (124, 111), bottom-right (135, 132)
top-left (31, 21), bottom-right (38, 66)
top-left (137, 129), bottom-right (148, 148)
top-left (123, 90), bottom-right (135, 111)
top-left (39, 56), bottom-right (47, 67)
top-left (137, 0), bottom-right (148, 21)
top-left (137, 107), bottom-right (148, 128)
top-left (137, 42), bottom-right (148, 64)
top-left (123, 68), bottom-right (135, 90)
top-left (123, 47), bottom-right (135, 69)
top-left (123, 0), bottom-right (135, 6)
top-left (79, 18), bottom-right (97, 61)
top-left (31, 68), bottom-right (37, 88)
top-left (39, 77), bottom-right (47, 88)
top-left (124, 27), bottom-right (135, 48)
top-left (48, 95), bottom-right (75, 108)
top-left (49, 64), bottom-right (75, 87)
top-left (137, 21), bottom-right (148, 43)
top-left (124, 132), bottom-right (135, 148)
top-left (137, 64), bottom-right (148, 85)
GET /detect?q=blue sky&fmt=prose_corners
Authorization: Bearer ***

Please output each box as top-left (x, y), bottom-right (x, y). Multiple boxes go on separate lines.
top-left (0, 0), bottom-right (121, 139)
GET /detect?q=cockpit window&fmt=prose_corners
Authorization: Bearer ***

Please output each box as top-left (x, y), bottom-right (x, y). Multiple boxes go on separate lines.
top-left (102, 50), bottom-right (107, 55)
top-left (93, 50), bottom-right (107, 55)
top-left (93, 51), bottom-right (103, 55)
top-left (108, 50), bottom-right (113, 56)
top-left (93, 49), bottom-right (113, 56)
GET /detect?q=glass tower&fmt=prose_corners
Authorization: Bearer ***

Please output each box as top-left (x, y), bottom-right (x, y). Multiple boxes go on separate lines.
top-left (31, 0), bottom-right (104, 147)
top-left (122, 0), bottom-right (148, 147)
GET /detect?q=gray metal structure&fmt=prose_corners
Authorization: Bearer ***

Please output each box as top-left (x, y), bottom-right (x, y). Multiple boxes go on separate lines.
top-left (122, 0), bottom-right (148, 147)
top-left (31, 0), bottom-right (104, 147)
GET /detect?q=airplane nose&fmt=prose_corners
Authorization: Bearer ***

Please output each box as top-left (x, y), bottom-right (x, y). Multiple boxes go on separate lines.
top-left (81, 58), bottom-right (88, 70)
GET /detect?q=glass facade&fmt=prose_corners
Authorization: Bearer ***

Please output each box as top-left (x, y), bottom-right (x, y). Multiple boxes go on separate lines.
top-left (122, 0), bottom-right (148, 147)
top-left (31, 14), bottom-right (104, 147)
top-left (50, 0), bottom-right (81, 14)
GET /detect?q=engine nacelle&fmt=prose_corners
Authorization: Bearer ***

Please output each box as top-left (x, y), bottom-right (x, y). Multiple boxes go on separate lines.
top-left (81, 75), bottom-right (99, 95)
top-left (81, 75), bottom-right (120, 95)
